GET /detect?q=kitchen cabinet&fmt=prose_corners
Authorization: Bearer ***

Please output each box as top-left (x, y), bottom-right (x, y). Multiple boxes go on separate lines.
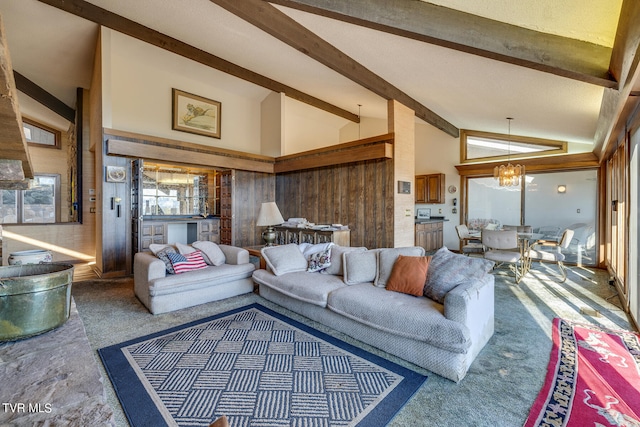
top-left (415, 221), bottom-right (443, 252)
top-left (415, 173), bottom-right (445, 204)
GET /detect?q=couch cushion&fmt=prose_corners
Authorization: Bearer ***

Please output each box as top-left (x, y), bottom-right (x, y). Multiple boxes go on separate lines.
top-left (261, 244), bottom-right (308, 276)
top-left (343, 250), bottom-right (378, 285)
top-left (320, 246), bottom-right (367, 276)
top-left (424, 247), bottom-right (495, 303)
top-left (175, 242), bottom-right (196, 255)
top-left (149, 263), bottom-right (255, 297)
top-left (385, 255), bottom-right (432, 297)
top-left (327, 284), bottom-right (471, 353)
top-left (155, 246), bottom-right (178, 274)
top-left (149, 243), bottom-right (175, 255)
top-left (252, 270), bottom-right (347, 307)
top-left (192, 241), bottom-right (226, 266)
top-left (375, 246), bottom-right (426, 287)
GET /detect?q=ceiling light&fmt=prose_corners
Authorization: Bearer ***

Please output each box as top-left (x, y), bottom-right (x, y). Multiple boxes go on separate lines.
top-left (493, 118), bottom-right (524, 187)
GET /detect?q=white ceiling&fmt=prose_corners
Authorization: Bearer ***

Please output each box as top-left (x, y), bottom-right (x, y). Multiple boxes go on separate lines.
top-left (0, 0), bottom-right (625, 148)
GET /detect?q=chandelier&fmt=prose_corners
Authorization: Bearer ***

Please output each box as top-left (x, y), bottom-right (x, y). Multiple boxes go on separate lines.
top-left (493, 117), bottom-right (524, 187)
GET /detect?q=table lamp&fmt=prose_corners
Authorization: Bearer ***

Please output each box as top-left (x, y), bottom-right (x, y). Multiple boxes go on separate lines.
top-left (256, 202), bottom-right (284, 246)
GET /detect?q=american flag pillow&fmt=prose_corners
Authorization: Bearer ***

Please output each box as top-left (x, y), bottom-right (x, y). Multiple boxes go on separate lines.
top-left (167, 250), bottom-right (208, 274)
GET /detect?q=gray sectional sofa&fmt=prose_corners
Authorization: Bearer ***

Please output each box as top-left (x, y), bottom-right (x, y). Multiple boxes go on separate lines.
top-left (252, 243), bottom-right (495, 382)
top-left (134, 243), bottom-right (255, 315)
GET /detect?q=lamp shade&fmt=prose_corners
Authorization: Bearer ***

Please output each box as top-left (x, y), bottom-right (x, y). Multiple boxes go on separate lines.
top-left (256, 202), bottom-right (284, 226)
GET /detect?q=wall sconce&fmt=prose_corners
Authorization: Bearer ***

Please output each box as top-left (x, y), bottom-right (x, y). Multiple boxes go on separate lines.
top-left (557, 185), bottom-right (567, 194)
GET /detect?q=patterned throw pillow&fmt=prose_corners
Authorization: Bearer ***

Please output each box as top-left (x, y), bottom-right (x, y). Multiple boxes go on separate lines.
top-left (423, 247), bottom-right (494, 303)
top-left (167, 251), bottom-right (208, 274)
top-left (307, 247), bottom-right (332, 272)
top-left (155, 246), bottom-right (178, 274)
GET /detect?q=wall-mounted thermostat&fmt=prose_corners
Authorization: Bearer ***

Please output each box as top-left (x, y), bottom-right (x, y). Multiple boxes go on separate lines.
top-left (397, 181), bottom-right (411, 194)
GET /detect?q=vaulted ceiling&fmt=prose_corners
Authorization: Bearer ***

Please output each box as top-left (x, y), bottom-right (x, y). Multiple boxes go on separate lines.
top-left (1, 0), bottom-right (639, 178)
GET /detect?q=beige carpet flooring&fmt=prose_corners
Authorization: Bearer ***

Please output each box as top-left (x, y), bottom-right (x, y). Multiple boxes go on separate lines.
top-left (72, 262), bottom-right (634, 426)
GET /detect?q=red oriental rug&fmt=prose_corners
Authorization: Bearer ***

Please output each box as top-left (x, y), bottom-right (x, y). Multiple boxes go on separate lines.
top-left (524, 318), bottom-right (640, 427)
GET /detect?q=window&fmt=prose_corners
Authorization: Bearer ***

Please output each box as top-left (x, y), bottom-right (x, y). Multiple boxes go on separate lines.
top-left (142, 165), bottom-right (210, 217)
top-left (466, 169), bottom-right (597, 266)
top-left (23, 118), bottom-right (61, 149)
top-left (461, 130), bottom-right (566, 163)
top-left (0, 175), bottom-right (60, 224)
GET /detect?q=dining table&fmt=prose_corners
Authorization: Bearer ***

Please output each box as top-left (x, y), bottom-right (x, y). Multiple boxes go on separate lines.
top-left (516, 232), bottom-right (545, 277)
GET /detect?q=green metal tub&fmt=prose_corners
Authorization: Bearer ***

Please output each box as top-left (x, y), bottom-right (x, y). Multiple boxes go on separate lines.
top-left (0, 263), bottom-right (74, 342)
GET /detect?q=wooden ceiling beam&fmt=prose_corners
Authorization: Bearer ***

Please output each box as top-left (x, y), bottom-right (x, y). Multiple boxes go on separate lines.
top-left (36, 0), bottom-right (359, 123)
top-left (211, 0), bottom-right (459, 138)
top-left (592, 0), bottom-right (640, 161)
top-left (14, 71), bottom-right (76, 123)
top-left (269, 0), bottom-right (617, 89)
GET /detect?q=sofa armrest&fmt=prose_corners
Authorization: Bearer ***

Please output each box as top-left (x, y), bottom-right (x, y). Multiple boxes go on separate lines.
top-left (444, 274), bottom-right (494, 329)
top-left (134, 252), bottom-right (167, 283)
top-left (218, 244), bottom-right (249, 265)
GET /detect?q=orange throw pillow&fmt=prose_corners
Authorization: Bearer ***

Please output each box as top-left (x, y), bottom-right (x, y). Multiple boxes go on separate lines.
top-left (386, 255), bottom-right (432, 296)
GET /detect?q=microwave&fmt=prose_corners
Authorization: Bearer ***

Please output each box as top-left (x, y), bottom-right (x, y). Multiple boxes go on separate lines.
top-left (417, 208), bottom-right (431, 220)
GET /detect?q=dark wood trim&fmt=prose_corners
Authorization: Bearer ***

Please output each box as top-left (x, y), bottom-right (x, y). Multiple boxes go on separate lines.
top-left (37, 0), bottom-right (359, 123)
top-left (211, 0), bottom-right (459, 138)
top-left (455, 152), bottom-right (599, 176)
top-left (268, 0), bottom-right (616, 89)
top-left (106, 135), bottom-right (275, 173)
top-left (13, 71), bottom-right (75, 123)
top-left (274, 133), bottom-right (394, 173)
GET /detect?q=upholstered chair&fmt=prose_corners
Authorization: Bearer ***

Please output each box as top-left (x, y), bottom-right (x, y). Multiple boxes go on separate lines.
top-left (455, 224), bottom-right (484, 256)
top-left (482, 230), bottom-right (522, 283)
top-left (528, 229), bottom-right (575, 282)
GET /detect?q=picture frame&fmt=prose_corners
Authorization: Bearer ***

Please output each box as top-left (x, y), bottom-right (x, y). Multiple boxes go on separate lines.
top-left (106, 165), bottom-right (127, 183)
top-left (172, 88), bottom-right (221, 139)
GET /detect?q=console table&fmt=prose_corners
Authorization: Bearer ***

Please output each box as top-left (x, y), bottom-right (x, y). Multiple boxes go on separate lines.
top-left (274, 226), bottom-right (350, 247)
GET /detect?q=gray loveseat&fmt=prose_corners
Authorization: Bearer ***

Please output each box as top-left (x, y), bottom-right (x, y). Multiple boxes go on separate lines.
top-left (253, 244), bottom-right (495, 382)
top-left (134, 243), bottom-right (255, 315)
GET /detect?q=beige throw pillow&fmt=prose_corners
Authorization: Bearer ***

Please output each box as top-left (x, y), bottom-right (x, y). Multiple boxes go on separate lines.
top-left (192, 241), bottom-right (226, 266)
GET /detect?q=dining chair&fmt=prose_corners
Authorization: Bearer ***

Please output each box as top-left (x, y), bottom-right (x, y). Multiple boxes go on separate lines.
top-left (455, 224), bottom-right (484, 256)
top-left (528, 228), bottom-right (575, 282)
top-left (482, 230), bottom-right (522, 283)
top-left (503, 225), bottom-right (533, 233)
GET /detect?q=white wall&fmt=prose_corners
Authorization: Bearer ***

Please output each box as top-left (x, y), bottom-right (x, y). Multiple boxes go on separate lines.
top-left (282, 97), bottom-right (347, 154)
top-left (260, 92), bottom-right (284, 157)
top-left (415, 122), bottom-right (462, 250)
top-left (339, 117), bottom-right (389, 142)
top-left (103, 30), bottom-right (269, 154)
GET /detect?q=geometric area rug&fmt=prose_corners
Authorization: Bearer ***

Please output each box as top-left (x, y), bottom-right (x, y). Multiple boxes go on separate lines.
top-left (98, 303), bottom-right (427, 427)
top-left (523, 318), bottom-right (640, 427)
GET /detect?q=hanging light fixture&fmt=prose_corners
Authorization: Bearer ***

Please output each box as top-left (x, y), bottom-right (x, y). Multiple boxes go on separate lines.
top-left (493, 117), bottom-right (524, 187)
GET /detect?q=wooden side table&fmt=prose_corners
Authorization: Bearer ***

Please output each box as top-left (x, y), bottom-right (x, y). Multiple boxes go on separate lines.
top-left (243, 245), bottom-right (267, 270)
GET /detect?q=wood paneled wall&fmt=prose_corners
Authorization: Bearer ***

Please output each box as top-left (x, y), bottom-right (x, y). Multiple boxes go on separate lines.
top-left (275, 159), bottom-right (394, 249)
top-left (233, 169), bottom-right (276, 247)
